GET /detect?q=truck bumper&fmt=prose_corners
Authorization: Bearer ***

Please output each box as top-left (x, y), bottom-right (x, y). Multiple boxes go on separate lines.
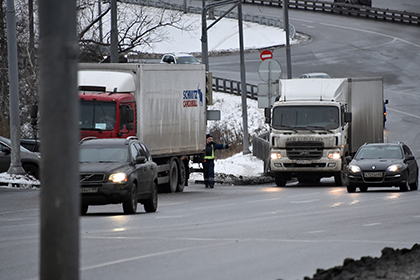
top-left (270, 149), bottom-right (343, 174)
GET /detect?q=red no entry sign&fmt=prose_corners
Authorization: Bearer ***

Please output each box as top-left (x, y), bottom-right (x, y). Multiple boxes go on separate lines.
top-left (260, 49), bottom-right (273, 61)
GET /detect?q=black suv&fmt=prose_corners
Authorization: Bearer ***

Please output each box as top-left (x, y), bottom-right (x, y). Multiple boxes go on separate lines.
top-left (79, 137), bottom-right (158, 214)
top-left (345, 142), bottom-right (418, 193)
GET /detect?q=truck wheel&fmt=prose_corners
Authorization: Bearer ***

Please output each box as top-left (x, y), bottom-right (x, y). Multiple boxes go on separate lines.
top-left (274, 172), bottom-right (287, 187)
top-left (177, 160), bottom-right (187, 192)
top-left (123, 183), bottom-right (138, 214)
top-left (167, 158), bottom-right (179, 193)
top-left (334, 162), bottom-right (348, 186)
top-left (144, 182), bottom-right (158, 213)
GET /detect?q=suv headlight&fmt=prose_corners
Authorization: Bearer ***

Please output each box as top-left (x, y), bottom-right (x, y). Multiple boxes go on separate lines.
top-left (386, 164), bottom-right (402, 173)
top-left (348, 165), bottom-right (361, 173)
top-left (109, 172), bottom-right (127, 183)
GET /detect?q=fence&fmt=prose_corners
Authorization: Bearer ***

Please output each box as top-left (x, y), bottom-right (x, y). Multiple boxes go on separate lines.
top-left (242, 0), bottom-right (420, 26)
top-left (252, 132), bottom-right (270, 173)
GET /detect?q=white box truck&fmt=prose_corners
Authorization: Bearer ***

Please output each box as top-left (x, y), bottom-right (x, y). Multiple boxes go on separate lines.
top-left (78, 63), bottom-right (207, 192)
top-left (265, 77), bottom-right (384, 186)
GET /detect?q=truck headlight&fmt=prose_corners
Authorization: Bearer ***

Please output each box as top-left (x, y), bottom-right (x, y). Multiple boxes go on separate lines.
top-left (271, 152), bottom-right (282, 160)
top-left (328, 151), bottom-right (341, 160)
top-left (109, 172), bottom-right (127, 183)
top-left (348, 165), bottom-right (361, 173)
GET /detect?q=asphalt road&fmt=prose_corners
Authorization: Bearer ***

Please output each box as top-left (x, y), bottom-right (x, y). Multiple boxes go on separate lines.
top-left (2, 1), bottom-right (420, 280)
top-left (1, 181), bottom-right (420, 280)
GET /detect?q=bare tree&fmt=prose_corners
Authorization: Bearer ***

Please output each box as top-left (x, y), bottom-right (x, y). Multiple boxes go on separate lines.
top-left (77, 1), bottom-right (195, 62)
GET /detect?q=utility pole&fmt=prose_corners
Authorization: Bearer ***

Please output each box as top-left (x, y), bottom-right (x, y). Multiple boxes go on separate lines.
top-left (111, 0), bottom-right (118, 63)
top-left (283, 0), bottom-right (292, 78)
top-left (38, 0), bottom-right (80, 279)
top-left (6, 0), bottom-right (25, 177)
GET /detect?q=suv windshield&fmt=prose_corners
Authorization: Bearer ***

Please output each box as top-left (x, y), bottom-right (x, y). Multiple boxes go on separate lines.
top-left (80, 147), bottom-right (128, 163)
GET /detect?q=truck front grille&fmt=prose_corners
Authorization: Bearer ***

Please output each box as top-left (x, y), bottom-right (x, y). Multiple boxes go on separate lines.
top-left (286, 141), bottom-right (324, 160)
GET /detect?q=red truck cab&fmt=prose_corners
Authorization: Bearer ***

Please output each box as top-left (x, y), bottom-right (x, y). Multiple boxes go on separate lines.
top-left (79, 86), bottom-right (135, 139)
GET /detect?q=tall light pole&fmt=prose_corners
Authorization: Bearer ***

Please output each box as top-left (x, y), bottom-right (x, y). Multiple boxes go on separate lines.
top-left (6, 0), bottom-right (25, 177)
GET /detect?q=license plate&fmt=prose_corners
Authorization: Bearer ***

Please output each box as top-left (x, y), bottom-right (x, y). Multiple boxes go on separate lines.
top-left (81, 187), bottom-right (98, 193)
top-left (296, 160), bottom-right (312, 164)
top-left (364, 172), bottom-right (382, 178)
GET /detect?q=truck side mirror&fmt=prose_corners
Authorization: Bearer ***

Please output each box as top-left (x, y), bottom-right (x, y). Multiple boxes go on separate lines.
top-left (264, 108), bottom-right (271, 124)
top-left (344, 112), bottom-right (352, 123)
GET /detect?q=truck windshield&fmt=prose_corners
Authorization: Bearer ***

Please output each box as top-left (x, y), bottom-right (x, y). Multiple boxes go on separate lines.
top-left (272, 105), bottom-right (339, 130)
top-left (80, 101), bottom-right (116, 131)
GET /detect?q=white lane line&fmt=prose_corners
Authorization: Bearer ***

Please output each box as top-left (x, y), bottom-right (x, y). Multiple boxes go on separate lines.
top-left (363, 222), bottom-right (381, 227)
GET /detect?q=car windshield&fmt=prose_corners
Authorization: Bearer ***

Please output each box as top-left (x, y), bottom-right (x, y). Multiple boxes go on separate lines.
top-left (355, 146), bottom-right (403, 160)
top-left (0, 137), bottom-right (32, 153)
top-left (80, 147), bottom-right (128, 163)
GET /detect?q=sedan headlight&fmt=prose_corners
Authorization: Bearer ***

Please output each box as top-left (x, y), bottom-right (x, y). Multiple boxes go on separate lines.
top-left (386, 164), bottom-right (402, 173)
top-left (109, 172), bottom-right (127, 183)
top-left (348, 165), bottom-right (361, 173)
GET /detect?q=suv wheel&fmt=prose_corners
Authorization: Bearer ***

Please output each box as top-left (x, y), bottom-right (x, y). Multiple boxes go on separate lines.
top-left (144, 182), bottom-right (158, 213)
top-left (123, 183), bottom-right (138, 214)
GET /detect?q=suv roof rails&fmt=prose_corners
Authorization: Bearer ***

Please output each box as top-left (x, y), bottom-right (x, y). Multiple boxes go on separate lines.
top-left (79, 136), bottom-right (97, 144)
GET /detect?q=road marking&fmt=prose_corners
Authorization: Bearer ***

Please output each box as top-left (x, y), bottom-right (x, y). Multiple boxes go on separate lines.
top-left (363, 222), bottom-right (381, 227)
top-left (290, 199), bottom-right (320, 204)
top-left (320, 22), bottom-right (420, 48)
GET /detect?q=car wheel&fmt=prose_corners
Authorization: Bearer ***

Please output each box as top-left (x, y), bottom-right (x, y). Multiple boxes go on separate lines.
top-left (347, 185), bottom-right (356, 193)
top-left (359, 186), bottom-right (368, 192)
top-left (144, 182), bottom-right (158, 213)
top-left (274, 172), bottom-right (287, 187)
top-left (23, 164), bottom-right (40, 179)
top-left (123, 182), bottom-right (138, 214)
top-left (81, 204), bottom-right (89, 215)
top-left (409, 172), bottom-right (418, 191)
top-left (177, 160), bottom-right (187, 192)
top-left (399, 180), bottom-right (410, 192)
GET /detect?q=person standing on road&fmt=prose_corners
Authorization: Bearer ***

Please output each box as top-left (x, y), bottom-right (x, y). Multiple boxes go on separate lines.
top-left (203, 134), bottom-right (231, 188)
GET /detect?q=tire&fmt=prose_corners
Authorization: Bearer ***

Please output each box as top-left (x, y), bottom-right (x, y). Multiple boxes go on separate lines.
top-left (409, 172), bottom-right (418, 191)
top-left (166, 158), bottom-right (179, 193)
top-left (359, 186), bottom-right (368, 192)
top-left (144, 182), bottom-right (158, 213)
top-left (334, 163), bottom-right (348, 186)
top-left (123, 182), bottom-right (138, 214)
top-left (347, 185), bottom-right (356, 193)
top-left (399, 180), bottom-right (410, 192)
top-left (81, 204), bottom-right (89, 215)
top-left (177, 160), bottom-right (187, 192)
top-left (23, 164), bottom-right (40, 179)
top-left (274, 172), bottom-right (287, 187)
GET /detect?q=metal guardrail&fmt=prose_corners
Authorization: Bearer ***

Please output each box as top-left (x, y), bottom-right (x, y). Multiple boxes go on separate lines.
top-left (212, 76), bottom-right (258, 99)
top-left (242, 0), bottom-right (420, 26)
top-left (252, 132), bottom-right (270, 173)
